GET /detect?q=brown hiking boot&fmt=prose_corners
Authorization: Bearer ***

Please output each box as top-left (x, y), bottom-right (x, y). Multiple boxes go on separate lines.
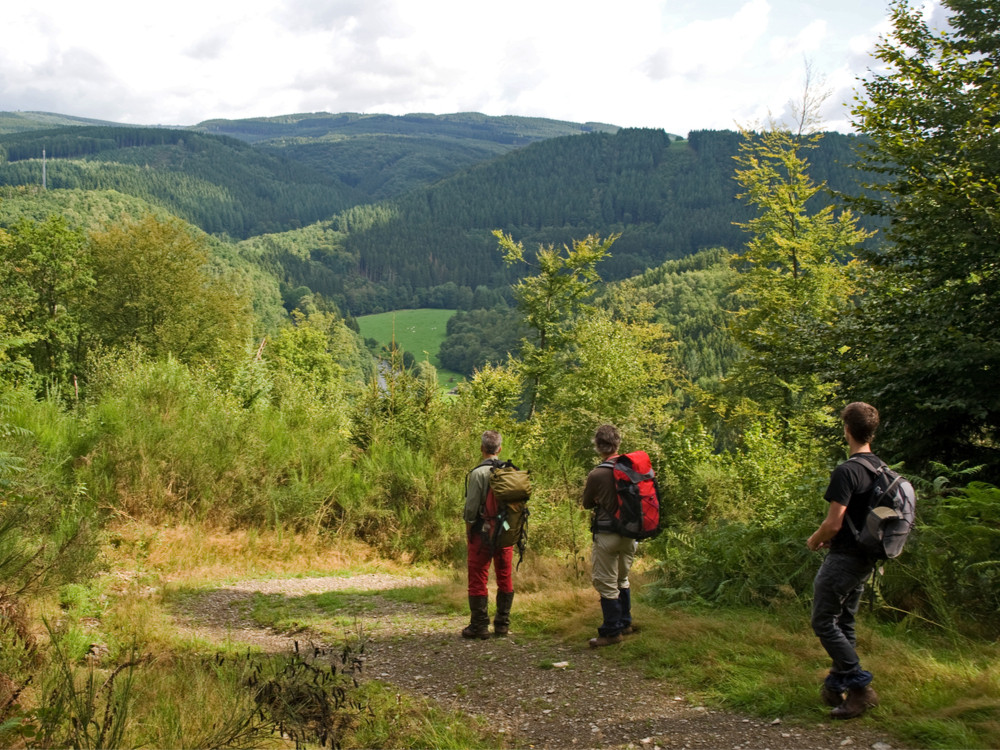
top-left (820, 684), bottom-right (844, 707)
top-left (831, 685), bottom-right (880, 720)
top-left (588, 634), bottom-right (624, 648)
top-left (621, 624), bottom-right (641, 636)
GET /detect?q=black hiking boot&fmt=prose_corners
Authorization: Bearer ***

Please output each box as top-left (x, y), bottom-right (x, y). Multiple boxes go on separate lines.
top-left (461, 595), bottom-right (490, 640)
top-left (493, 591), bottom-right (514, 637)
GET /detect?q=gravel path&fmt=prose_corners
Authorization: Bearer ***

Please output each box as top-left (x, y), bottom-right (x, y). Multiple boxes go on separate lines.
top-left (171, 574), bottom-right (903, 750)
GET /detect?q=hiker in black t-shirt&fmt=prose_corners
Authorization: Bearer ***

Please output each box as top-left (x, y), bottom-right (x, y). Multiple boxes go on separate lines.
top-left (806, 402), bottom-right (883, 720)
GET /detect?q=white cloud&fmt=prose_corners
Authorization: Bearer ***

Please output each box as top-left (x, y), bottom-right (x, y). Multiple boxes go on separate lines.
top-left (0, 0), bottom-right (910, 134)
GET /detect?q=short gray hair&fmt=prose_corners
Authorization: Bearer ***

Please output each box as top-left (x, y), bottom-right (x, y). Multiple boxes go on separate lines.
top-left (481, 430), bottom-right (502, 455)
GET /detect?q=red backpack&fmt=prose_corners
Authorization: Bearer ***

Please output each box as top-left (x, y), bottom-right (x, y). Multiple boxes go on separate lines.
top-left (595, 451), bottom-right (662, 540)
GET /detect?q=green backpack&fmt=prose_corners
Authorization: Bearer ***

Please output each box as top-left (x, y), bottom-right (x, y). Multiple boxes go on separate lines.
top-left (474, 459), bottom-right (532, 564)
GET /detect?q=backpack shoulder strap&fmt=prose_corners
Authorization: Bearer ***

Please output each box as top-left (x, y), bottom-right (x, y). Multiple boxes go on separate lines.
top-left (465, 458), bottom-right (502, 495)
top-left (847, 454), bottom-right (887, 473)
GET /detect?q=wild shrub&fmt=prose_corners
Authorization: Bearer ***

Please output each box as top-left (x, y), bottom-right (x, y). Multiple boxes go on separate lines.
top-left (645, 437), bottom-right (829, 607)
top-left (79, 347), bottom-right (355, 528)
top-left (880, 476), bottom-right (1000, 637)
top-left (0, 388), bottom-right (100, 598)
top-left (344, 442), bottom-right (460, 560)
top-left (6, 634), bottom-right (369, 749)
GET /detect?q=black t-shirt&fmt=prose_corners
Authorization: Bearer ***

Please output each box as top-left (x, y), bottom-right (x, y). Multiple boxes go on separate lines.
top-left (824, 452), bottom-right (883, 553)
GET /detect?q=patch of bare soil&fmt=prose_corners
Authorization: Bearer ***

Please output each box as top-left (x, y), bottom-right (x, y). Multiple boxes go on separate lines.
top-left (172, 575), bottom-right (904, 750)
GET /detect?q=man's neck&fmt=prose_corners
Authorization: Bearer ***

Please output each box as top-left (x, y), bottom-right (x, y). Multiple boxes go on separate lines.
top-left (848, 439), bottom-right (872, 455)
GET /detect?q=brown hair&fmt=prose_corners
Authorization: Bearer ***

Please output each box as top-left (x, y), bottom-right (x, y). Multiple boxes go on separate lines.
top-left (841, 402), bottom-right (879, 445)
top-left (593, 424), bottom-right (621, 455)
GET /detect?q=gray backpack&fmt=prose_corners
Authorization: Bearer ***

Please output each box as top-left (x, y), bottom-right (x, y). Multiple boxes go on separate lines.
top-left (846, 456), bottom-right (917, 559)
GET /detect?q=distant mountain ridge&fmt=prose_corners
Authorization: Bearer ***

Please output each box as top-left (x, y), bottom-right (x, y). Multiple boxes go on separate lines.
top-left (0, 110), bottom-right (633, 226)
top-left (191, 111), bottom-right (624, 145)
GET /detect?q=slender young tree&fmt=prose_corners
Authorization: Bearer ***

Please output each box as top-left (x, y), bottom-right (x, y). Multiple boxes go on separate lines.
top-left (493, 231), bottom-right (617, 418)
top-left (728, 111), bottom-right (870, 423)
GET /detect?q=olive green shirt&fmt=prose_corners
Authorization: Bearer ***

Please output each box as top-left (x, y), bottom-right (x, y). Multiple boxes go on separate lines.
top-left (463, 460), bottom-right (496, 524)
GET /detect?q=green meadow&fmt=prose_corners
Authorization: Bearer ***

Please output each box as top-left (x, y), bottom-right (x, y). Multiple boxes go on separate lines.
top-left (357, 308), bottom-right (465, 388)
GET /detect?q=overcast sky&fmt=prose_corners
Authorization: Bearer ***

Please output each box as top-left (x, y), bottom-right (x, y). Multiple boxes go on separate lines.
top-left (2, 1), bottom-right (943, 135)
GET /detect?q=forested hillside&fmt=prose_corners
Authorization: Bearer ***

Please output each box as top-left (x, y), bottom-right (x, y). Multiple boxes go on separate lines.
top-left (206, 112), bottom-right (623, 201)
top-left (0, 127), bottom-right (362, 237)
top-left (0, 117), bottom-right (874, 317)
top-left (283, 128), bottom-right (877, 314)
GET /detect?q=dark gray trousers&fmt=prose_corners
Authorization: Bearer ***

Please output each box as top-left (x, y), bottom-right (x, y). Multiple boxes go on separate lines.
top-left (811, 551), bottom-right (876, 690)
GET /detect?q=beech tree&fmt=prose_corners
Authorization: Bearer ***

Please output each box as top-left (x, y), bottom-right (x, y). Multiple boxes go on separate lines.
top-left (0, 217), bottom-right (91, 384)
top-left (728, 124), bottom-right (870, 424)
top-left (846, 0), bottom-right (1000, 476)
top-left (86, 215), bottom-right (248, 367)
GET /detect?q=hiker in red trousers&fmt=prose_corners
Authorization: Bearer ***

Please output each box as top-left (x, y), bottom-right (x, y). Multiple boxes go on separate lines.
top-left (461, 430), bottom-right (514, 639)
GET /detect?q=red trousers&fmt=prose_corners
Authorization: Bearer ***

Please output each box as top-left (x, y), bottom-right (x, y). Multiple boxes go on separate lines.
top-left (467, 533), bottom-right (513, 596)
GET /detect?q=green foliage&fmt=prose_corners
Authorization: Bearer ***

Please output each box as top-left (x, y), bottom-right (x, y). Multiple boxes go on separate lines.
top-left (727, 128), bottom-right (870, 425)
top-left (0, 388), bottom-right (99, 600)
top-left (437, 305), bottom-right (524, 377)
top-left (265, 310), bottom-right (361, 408)
top-left (85, 215), bottom-right (250, 369)
top-left (882, 477), bottom-right (1000, 635)
top-left (80, 348), bottom-right (350, 528)
top-left (648, 476), bottom-right (823, 608)
top-left (533, 309), bottom-right (678, 460)
top-left (845, 0), bottom-right (1000, 478)
top-left (0, 216), bottom-right (91, 384)
top-left (495, 231), bottom-right (617, 416)
top-left (605, 248), bottom-right (739, 386)
top-left (31, 631), bottom-right (145, 750)
top-left (350, 348), bottom-right (442, 452)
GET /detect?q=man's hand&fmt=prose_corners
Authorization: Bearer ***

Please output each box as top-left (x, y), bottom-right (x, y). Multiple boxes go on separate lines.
top-left (806, 534), bottom-right (830, 551)
top-left (807, 501), bottom-right (847, 551)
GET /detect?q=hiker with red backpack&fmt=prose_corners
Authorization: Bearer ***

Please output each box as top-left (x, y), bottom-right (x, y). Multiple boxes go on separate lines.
top-left (583, 424), bottom-right (661, 648)
top-left (462, 430), bottom-right (521, 639)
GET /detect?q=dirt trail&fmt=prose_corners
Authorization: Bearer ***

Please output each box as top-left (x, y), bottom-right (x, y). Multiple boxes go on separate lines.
top-left (172, 574), bottom-right (902, 750)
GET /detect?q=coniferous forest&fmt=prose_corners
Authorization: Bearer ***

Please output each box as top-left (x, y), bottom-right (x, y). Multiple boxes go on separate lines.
top-left (0, 2), bottom-right (998, 747)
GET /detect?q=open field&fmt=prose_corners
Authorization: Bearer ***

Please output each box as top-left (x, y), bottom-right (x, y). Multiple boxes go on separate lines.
top-left (357, 308), bottom-right (465, 388)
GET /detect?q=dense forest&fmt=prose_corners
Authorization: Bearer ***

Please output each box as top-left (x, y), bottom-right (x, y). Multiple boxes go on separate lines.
top-left (0, 1), bottom-right (998, 746)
